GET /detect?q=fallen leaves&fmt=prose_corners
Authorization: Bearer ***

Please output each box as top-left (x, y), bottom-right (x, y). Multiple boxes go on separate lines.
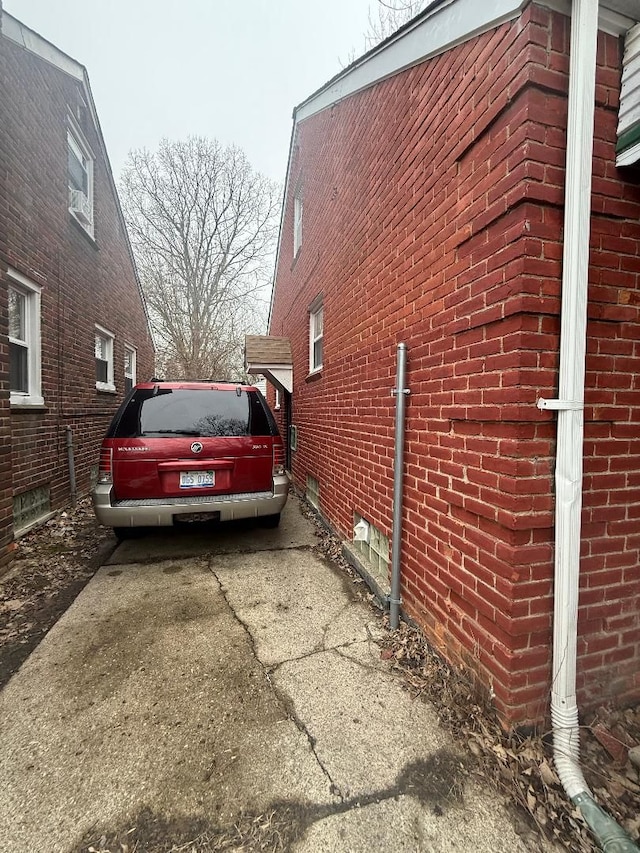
top-left (299, 495), bottom-right (640, 852)
top-left (382, 619), bottom-right (640, 853)
top-left (0, 498), bottom-right (111, 688)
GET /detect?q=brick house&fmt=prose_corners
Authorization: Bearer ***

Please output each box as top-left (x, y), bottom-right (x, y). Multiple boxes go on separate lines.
top-left (251, 0), bottom-right (640, 727)
top-left (0, 8), bottom-right (154, 569)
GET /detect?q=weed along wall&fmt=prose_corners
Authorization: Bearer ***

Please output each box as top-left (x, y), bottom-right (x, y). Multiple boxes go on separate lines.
top-left (269, 4), bottom-right (640, 727)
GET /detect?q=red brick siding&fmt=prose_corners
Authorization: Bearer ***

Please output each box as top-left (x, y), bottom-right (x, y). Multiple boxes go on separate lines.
top-left (0, 6), bottom-right (8, 569)
top-left (270, 6), bottom-right (640, 725)
top-left (0, 32), bottom-right (154, 564)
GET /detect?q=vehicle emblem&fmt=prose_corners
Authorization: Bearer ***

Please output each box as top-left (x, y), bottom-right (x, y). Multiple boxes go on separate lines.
top-left (191, 442), bottom-right (203, 454)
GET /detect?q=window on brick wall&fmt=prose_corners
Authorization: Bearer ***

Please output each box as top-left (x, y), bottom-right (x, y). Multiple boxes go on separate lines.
top-left (95, 325), bottom-right (115, 392)
top-left (309, 300), bottom-right (323, 373)
top-left (68, 121), bottom-right (94, 235)
top-left (293, 193), bottom-right (303, 257)
top-left (306, 475), bottom-right (320, 509)
top-left (8, 268), bottom-right (43, 407)
top-left (124, 345), bottom-right (136, 393)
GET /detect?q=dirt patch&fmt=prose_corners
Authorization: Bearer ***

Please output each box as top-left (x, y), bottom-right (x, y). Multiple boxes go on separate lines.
top-left (0, 498), bottom-right (114, 690)
top-left (73, 805), bottom-right (303, 853)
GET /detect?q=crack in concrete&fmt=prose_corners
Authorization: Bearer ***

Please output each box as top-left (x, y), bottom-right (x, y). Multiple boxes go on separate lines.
top-left (266, 640), bottom-right (385, 673)
top-left (213, 543), bottom-right (315, 557)
top-left (317, 600), bottom-right (353, 652)
top-left (208, 559), bottom-right (345, 801)
top-left (334, 642), bottom-right (390, 675)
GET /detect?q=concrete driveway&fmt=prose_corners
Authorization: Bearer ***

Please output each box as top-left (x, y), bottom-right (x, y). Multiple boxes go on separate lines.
top-left (0, 497), bottom-right (536, 852)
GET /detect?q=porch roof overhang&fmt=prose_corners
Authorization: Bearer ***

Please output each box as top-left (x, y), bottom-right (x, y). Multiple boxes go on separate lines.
top-left (245, 335), bottom-right (293, 394)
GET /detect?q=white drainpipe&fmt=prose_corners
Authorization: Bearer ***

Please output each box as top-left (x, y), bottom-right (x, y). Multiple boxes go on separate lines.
top-left (537, 1), bottom-right (637, 849)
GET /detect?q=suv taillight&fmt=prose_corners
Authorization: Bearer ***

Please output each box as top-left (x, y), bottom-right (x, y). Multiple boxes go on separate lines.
top-left (272, 438), bottom-right (285, 476)
top-left (98, 445), bottom-right (113, 484)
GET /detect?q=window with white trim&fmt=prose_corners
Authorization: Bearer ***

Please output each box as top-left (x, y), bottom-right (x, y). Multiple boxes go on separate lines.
top-left (293, 193), bottom-right (303, 257)
top-left (8, 268), bottom-right (43, 407)
top-left (309, 302), bottom-right (323, 373)
top-left (124, 345), bottom-right (136, 393)
top-left (68, 123), bottom-right (94, 234)
top-left (95, 326), bottom-right (115, 392)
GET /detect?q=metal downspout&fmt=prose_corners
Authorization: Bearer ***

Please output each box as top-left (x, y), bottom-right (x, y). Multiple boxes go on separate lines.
top-left (538, 1), bottom-right (638, 848)
top-left (66, 426), bottom-right (77, 505)
top-left (390, 343), bottom-right (409, 629)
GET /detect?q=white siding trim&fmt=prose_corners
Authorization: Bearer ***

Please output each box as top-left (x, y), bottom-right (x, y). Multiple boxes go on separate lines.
top-left (617, 138), bottom-right (640, 166)
top-left (618, 24), bottom-right (640, 136)
top-left (1, 12), bottom-right (84, 80)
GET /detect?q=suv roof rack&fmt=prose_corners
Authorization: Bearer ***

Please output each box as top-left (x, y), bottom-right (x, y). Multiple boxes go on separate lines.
top-left (146, 378), bottom-right (252, 384)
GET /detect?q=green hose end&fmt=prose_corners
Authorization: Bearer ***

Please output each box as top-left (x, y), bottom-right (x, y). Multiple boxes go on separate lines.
top-left (573, 793), bottom-right (639, 853)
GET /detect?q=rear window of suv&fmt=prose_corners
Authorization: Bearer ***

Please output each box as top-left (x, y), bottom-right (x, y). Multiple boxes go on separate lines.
top-left (107, 387), bottom-right (276, 438)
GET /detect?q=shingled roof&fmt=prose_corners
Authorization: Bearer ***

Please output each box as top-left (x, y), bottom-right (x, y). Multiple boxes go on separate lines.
top-left (244, 335), bottom-right (293, 393)
top-left (245, 336), bottom-right (292, 366)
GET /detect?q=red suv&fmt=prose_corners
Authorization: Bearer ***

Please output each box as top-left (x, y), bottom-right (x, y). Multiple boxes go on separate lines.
top-left (92, 381), bottom-right (287, 539)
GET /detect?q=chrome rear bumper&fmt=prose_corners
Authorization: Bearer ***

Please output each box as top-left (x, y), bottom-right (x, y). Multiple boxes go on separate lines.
top-left (92, 475), bottom-right (288, 527)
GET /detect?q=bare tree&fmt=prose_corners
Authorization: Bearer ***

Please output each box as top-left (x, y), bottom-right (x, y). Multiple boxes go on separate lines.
top-left (120, 137), bottom-right (280, 380)
top-left (343, 1), bottom-right (427, 66)
top-left (365, 0), bottom-right (427, 48)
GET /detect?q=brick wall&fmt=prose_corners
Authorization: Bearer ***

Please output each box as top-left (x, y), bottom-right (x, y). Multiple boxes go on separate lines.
top-left (0, 0), bottom-right (9, 570)
top-left (270, 5), bottom-right (640, 726)
top-left (0, 29), bottom-right (154, 565)
top-left (0, 263), bottom-right (13, 570)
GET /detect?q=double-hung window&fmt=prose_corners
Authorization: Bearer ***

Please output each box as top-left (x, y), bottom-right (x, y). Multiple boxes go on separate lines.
top-left (309, 302), bottom-right (323, 373)
top-left (95, 325), bottom-right (115, 392)
top-left (124, 345), bottom-right (136, 393)
top-left (8, 268), bottom-right (43, 407)
top-left (68, 122), bottom-right (94, 234)
top-left (293, 193), bottom-right (303, 257)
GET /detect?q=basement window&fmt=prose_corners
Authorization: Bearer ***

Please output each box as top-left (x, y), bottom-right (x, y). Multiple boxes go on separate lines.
top-left (306, 475), bottom-right (320, 509)
top-left (353, 512), bottom-right (390, 591)
top-left (13, 486), bottom-right (51, 535)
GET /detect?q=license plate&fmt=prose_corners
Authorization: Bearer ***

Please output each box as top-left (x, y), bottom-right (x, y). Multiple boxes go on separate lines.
top-left (179, 470), bottom-right (215, 488)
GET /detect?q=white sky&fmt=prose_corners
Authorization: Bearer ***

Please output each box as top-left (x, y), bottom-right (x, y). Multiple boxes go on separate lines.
top-left (4, 0), bottom-right (375, 183)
